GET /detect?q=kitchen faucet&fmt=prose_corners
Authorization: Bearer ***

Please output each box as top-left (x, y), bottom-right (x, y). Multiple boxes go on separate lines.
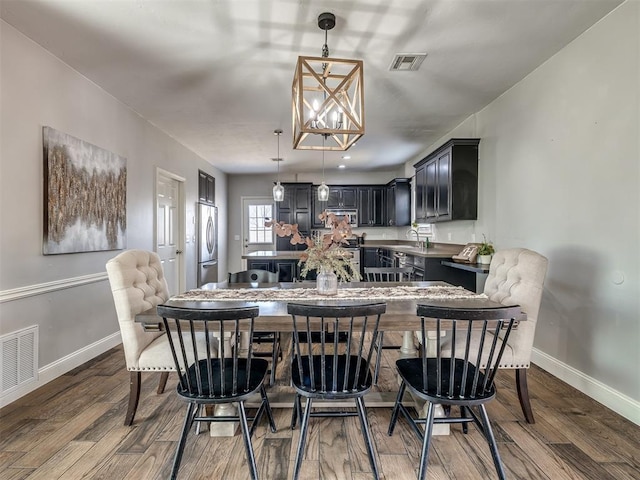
top-left (406, 228), bottom-right (421, 248)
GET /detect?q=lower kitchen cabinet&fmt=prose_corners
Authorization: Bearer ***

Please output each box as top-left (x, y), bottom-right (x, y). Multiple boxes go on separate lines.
top-left (404, 254), bottom-right (476, 291)
top-left (246, 260), bottom-right (272, 272)
top-left (247, 259), bottom-right (296, 282)
top-left (246, 258), bottom-right (316, 282)
top-left (362, 247), bottom-right (395, 268)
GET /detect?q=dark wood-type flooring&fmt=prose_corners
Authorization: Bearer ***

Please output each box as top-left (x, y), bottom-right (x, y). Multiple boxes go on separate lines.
top-left (1, 333), bottom-right (639, 479)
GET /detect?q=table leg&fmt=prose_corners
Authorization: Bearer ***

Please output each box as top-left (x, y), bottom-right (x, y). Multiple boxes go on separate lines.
top-left (399, 331), bottom-right (417, 358)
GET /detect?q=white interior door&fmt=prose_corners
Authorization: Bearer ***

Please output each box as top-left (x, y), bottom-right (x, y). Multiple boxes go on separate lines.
top-left (241, 197), bottom-right (275, 258)
top-left (156, 170), bottom-right (184, 295)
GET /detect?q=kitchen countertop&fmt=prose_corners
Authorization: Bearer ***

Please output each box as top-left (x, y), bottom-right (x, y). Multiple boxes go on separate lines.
top-left (242, 250), bottom-right (304, 260)
top-left (361, 242), bottom-right (464, 259)
top-left (243, 242), bottom-right (465, 260)
top-left (441, 260), bottom-right (490, 274)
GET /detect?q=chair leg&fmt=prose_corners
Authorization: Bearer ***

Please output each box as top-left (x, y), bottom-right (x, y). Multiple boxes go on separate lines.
top-left (460, 406), bottom-right (469, 434)
top-left (238, 401), bottom-right (259, 480)
top-left (195, 404), bottom-right (204, 435)
top-left (373, 332), bottom-right (383, 385)
top-left (157, 371), bottom-right (170, 394)
top-left (124, 371), bottom-right (141, 426)
top-left (269, 335), bottom-right (279, 386)
top-left (516, 368), bottom-right (535, 424)
top-left (478, 404), bottom-right (507, 480)
top-left (261, 385), bottom-right (277, 433)
top-left (291, 393), bottom-right (302, 430)
top-left (355, 396), bottom-right (380, 480)
top-left (292, 397), bottom-right (313, 480)
top-left (388, 381), bottom-right (406, 436)
top-left (170, 402), bottom-right (197, 480)
top-left (417, 401), bottom-right (436, 480)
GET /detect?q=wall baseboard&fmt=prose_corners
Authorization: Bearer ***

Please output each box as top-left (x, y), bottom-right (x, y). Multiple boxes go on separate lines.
top-left (0, 332), bottom-right (121, 408)
top-left (532, 348), bottom-right (639, 425)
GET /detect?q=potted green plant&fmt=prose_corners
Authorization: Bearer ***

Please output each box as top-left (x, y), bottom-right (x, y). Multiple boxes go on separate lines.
top-left (265, 212), bottom-right (361, 295)
top-left (477, 235), bottom-right (495, 265)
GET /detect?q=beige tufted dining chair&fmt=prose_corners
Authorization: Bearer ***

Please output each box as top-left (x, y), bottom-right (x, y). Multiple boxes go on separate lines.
top-left (439, 248), bottom-right (548, 423)
top-left (106, 249), bottom-right (216, 426)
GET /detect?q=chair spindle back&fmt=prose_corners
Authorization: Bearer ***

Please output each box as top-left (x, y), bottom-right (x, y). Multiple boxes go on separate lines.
top-left (415, 304), bottom-right (521, 402)
top-left (287, 303), bottom-right (386, 395)
top-left (157, 304), bottom-right (261, 400)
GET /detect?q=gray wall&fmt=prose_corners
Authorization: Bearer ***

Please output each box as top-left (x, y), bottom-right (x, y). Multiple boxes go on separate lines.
top-left (0, 20), bottom-right (227, 403)
top-left (403, 2), bottom-right (639, 421)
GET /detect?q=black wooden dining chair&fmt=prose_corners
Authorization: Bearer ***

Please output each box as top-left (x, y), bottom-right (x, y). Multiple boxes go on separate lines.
top-left (287, 302), bottom-right (386, 480)
top-left (364, 266), bottom-right (414, 384)
top-left (157, 304), bottom-right (276, 480)
top-left (228, 269), bottom-right (281, 386)
top-left (387, 303), bottom-right (521, 480)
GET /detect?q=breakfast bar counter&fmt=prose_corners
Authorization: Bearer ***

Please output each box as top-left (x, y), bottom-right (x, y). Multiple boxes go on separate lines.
top-left (242, 250), bottom-right (304, 260)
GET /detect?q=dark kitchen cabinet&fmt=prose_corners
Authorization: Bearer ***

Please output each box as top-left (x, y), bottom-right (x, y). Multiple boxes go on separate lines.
top-left (362, 247), bottom-right (379, 268)
top-left (246, 259), bottom-right (272, 272)
top-left (363, 247), bottom-right (394, 267)
top-left (198, 170), bottom-right (215, 204)
top-left (275, 260), bottom-right (297, 282)
top-left (275, 183), bottom-right (312, 250)
top-left (385, 178), bottom-right (411, 226)
top-left (327, 186), bottom-right (358, 209)
top-left (246, 259), bottom-right (300, 282)
top-left (414, 138), bottom-right (480, 223)
top-left (358, 186), bottom-right (385, 226)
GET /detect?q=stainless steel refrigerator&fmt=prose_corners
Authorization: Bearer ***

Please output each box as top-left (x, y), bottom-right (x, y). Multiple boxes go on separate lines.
top-left (198, 203), bottom-right (218, 286)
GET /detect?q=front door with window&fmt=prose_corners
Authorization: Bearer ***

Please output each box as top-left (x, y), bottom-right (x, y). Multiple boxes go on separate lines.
top-left (242, 197), bottom-right (275, 259)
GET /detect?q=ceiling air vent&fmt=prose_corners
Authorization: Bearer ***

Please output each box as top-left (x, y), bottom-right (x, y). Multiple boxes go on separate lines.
top-left (389, 53), bottom-right (427, 71)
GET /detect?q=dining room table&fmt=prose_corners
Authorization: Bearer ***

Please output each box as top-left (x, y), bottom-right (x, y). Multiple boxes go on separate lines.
top-left (136, 280), bottom-right (523, 437)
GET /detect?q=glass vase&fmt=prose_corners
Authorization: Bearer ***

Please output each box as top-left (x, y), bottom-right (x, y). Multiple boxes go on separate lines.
top-left (316, 267), bottom-right (338, 296)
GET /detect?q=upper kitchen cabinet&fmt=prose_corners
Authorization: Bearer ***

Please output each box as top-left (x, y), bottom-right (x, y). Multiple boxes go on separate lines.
top-left (386, 178), bottom-right (411, 226)
top-left (414, 139), bottom-right (480, 222)
top-left (275, 183), bottom-right (312, 250)
top-left (358, 186), bottom-right (385, 226)
top-left (198, 170), bottom-right (215, 204)
top-left (327, 186), bottom-right (358, 209)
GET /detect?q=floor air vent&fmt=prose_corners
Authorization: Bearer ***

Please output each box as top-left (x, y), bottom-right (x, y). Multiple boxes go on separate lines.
top-left (1, 326), bottom-right (38, 396)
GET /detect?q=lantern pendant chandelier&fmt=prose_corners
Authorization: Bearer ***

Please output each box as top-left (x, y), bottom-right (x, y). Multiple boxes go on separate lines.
top-left (292, 12), bottom-right (364, 151)
top-left (272, 129), bottom-right (285, 202)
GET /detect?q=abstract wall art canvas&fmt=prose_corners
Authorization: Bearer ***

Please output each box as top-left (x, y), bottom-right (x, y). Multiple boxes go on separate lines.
top-left (43, 127), bottom-right (127, 254)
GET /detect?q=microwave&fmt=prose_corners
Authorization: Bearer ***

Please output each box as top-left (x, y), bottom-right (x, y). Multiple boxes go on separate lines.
top-left (325, 209), bottom-right (358, 228)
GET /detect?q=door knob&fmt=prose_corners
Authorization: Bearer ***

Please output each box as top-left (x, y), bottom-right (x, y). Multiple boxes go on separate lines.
top-left (176, 250), bottom-right (183, 254)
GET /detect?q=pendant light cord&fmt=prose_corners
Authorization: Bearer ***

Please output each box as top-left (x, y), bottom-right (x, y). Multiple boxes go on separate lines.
top-left (322, 136), bottom-right (326, 182)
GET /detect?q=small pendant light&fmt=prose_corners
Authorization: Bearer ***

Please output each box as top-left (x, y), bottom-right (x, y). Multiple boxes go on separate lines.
top-left (272, 129), bottom-right (284, 202)
top-left (317, 136), bottom-right (329, 201)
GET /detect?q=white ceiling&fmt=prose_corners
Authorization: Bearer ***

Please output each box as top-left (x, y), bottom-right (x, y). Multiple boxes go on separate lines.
top-left (1, 0), bottom-right (623, 174)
